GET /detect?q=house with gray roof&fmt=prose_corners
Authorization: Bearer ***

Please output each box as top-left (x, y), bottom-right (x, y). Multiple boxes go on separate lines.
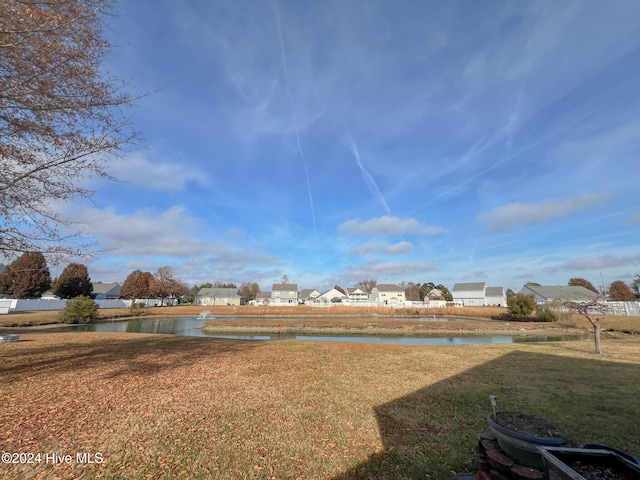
top-left (299, 288), bottom-right (321, 304)
top-left (452, 282), bottom-right (506, 306)
top-left (271, 283), bottom-right (298, 306)
top-left (346, 287), bottom-right (368, 303)
top-left (195, 287), bottom-right (245, 306)
top-left (370, 284), bottom-right (405, 305)
top-left (452, 282), bottom-right (486, 306)
top-left (91, 282), bottom-right (121, 300)
top-left (485, 287), bottom-right (506, 306)
top-left (519, 285), bottom-right (599, 304)
top-left (254, 292), bottom-right (271, 306)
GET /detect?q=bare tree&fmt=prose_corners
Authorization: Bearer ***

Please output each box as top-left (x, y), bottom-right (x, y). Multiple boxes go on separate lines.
top-left (151, 266), bottom-right (180, 306)
top-left (0, 0), bottom-right (138, 259)
top-left (564, 298), bottom-right (610, 354)
top-left (355, 279), bottom-right (377, 294)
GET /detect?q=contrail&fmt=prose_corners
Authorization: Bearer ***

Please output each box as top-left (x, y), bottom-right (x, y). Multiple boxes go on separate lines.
top-left (348, 136), bottom-right (391, 215)
top-left (273, 0), bottom-right (317, 234)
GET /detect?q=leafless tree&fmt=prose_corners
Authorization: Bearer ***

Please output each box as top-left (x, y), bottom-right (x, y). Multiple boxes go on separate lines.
top-left (564, 298), bottom-right (611, 354)
top-left (0, 0), bottom-right (139, 259)
top-left (355, 279), bottom-right (377, 294)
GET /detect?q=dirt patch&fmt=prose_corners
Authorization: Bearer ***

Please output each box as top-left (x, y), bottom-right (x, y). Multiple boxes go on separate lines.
top-left (567, 460), bottom-right (639, 480)
top-left (493, 411), bottom-right (569, 439)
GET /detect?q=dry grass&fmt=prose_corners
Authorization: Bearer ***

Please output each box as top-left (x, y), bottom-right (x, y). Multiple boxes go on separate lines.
top-left (1, 332), bottom-right (639, 480)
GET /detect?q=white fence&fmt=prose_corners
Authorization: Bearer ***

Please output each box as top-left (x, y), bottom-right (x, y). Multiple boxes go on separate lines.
top-left (308, 300), bottom-right (455, 309)
top-left (0, 298), bottom-right (164, 314)
top-left (606, 301), bottom-right (640, 316)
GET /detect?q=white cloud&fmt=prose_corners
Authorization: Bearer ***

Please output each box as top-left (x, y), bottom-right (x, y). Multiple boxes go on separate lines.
top-left (109, 154), bottom-right (209, 191)
top-left (477, 192), bottom-right (609, 232)
top-left (558, 255), bottom-right (640, 271)
top-left (351, 242), bottom-right (386, 255)
top-left (339, 216), bottom-right (445, 236)
top-left (384, 241), bottom-right (413, 255)
top-left (339, 259), bottom-right (437, 282)
top-left (60, 204), bottom-right (214, 256)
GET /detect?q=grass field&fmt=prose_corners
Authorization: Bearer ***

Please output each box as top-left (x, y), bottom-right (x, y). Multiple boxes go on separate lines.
top-left (1, 332), bottom-right (639, 480)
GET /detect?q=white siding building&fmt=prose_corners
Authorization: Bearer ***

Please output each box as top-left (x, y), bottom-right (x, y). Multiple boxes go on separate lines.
top-left (452, 282), bottom-right (486, 306)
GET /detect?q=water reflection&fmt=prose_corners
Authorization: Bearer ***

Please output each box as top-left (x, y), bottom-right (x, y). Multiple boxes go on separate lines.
top-left (51, 316), bottom-right (583, 346)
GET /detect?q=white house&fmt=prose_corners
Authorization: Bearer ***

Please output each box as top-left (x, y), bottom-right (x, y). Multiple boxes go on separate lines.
top-left (346, 287), bottom-right (368, 303)
top-left (424, 294), bottom-right (447, 308)
top-left (452, 282), bottom-right (486, 306)
top-left (271, 283), bottom-right (298, 306)
top-left (299, 289), bottom-right (321, 304)
top-left (485, 287), bottom-right (506, 306)
top-left (370, 284), bottom-right (406, 305)
top-left (519, 285), bottom-right (599, 304)
top-left (195, 287), bottom-right (245, 306)
top-left (254, 292), bottom-right (271, 306)
top-left (316, 288), bottom-right (347, 303)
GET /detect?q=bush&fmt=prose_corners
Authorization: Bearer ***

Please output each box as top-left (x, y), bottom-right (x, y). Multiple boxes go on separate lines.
top-left (507, 293), bottom-right (536, 320)
top-left (59, 296), bottom-right (99, 324)
top-left (536, 305), bottom-right (558, 322)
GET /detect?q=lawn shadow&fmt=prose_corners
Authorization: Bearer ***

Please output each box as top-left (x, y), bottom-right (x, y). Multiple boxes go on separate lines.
top-left (0, 333), bottom-right (261, 383)
top-left (333, 349), bottom-right (640, 480)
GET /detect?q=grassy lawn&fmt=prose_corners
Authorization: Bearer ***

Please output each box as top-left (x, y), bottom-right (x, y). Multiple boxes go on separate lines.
top-left (1, 332), bottom-right (639, 480)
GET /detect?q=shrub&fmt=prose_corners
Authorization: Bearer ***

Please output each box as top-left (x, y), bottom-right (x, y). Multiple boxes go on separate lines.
top-left (507, 293), bottom-right (536, 320)
top-left (59, 296), bottom-right (99, 324)
top-left (536, 305), bottom-right (558, 322)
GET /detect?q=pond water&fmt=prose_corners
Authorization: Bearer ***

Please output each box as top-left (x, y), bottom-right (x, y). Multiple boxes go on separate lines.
top-left (51, 316), bottom-right (582, 346)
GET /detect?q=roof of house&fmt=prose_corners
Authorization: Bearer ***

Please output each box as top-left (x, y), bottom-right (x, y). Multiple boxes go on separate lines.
top-left (521, 285), bottom-right (599, 302)
top-left (256, 292), bottom-right (271, 299)
top-left (427, 295), bottom-right (446, 301)
top-left (272, 283), bottom-right (298, 291)
top-left (319, 288), bottom-right (346, 298)
top-left (485, 287), bottom-right (504, 296)
top-left (347, 287), bottom-right (367, 295)
top-left (91, 282), bottom-right (121, 295)
top-left (452, 282), bottom-right (486, 292)
top-left (375, 284), bottom-right (405, 292)
top-left (196, 287), bottom-right (242, 298)
top-left (300, 288), bottom-right (320, 298)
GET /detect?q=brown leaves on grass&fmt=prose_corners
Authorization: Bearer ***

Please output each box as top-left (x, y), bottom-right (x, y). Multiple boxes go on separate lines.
top-left (1, 332), bottom-right (639, 479)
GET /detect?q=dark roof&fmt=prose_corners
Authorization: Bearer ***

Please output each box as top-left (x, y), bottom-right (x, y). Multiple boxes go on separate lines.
top-left (91, 282), bottom-right (121, 296)
top-left (196, 287), bottom-right (242, 298)
top-left (521, 285), bottom-right (598, 302)
top-left (300, 288), bottom-right (319, 298)
top-left (452, 282), bottom-right (486, 292)
top-left (375, 284), bottom-right (405, 292)
top-left (272, 283), bottom-right (298, 291)
top-left (485, 287), bottom-right (504, 296)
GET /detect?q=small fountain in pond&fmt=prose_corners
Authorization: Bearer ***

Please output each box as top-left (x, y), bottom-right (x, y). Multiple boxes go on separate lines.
top-left (197, 310), bottom-right (214, 319)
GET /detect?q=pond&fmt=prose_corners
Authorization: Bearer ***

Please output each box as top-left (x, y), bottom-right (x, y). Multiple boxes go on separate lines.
top-left (51, 316), bottom-right (583, 346)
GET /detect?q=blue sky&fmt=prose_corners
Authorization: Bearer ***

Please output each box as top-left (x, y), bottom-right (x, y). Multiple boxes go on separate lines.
top-left (56, 0), bottom-right (640, 292)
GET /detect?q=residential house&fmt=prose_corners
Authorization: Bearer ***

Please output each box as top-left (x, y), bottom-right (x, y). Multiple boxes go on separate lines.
top-left (485, 287), bottom-right (506, 307)
top-left (195, 287), bottom-right (245, 306)
top-left (452, 282), bottom-right (487, 306)
top-left (316, 288), bottom-right (347, 303)
top-left (271, 283), bottom-right (298, 306)
top-left (370, 284), bottom-right (406, 305)
top-left (346, 287), bottom-right (368, 303)
top-left (299, 288), bottom-right (321, 304)
top-left (519, 285), bottom-right (599, 304)
top-left (425, 294), bottom-right (447, 308)
top-left (91, 282), bottom-right (122, 300)
top-left (254, 292), bottom-right (272, 306)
